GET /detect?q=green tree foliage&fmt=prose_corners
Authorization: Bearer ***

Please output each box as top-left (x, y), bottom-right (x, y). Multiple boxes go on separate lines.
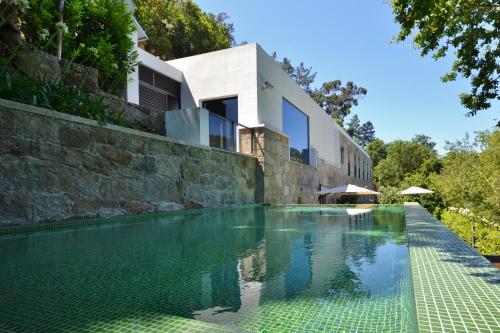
top-left (15, 0), bottom-right (137, 94)
top-left (272, 53), bottom-right (367, 125)
top-left (359, 121), bottom-right (375, 147)
top-left (134, 0), bottom-right (234, 60)
top-left (391, 0), bottom-right (500, 115)
top-left (374, 135), bottom-right (440, 187)
top-left (432, 130), bottom-right (499, 220)
top-left (377, 186), bottom-right (404, 204)
top-left (374, 130), bottom-right (499, 254)
top-left (346, 114), bottom-right (361, 140)
top-left (345, 115), bottom-right (376, 146)
top-left (365, 139), bottom-right (387, 167)
top-left (272, 53), bottom-right (317, 93)
top-left (310, 80), bottom-right (367, 125)
top-left (440, 210), bottom-right (499, 255)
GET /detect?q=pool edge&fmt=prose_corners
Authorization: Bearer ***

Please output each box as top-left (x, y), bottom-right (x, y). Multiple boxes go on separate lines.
top-left (404, 203), bottom-right (500, 333)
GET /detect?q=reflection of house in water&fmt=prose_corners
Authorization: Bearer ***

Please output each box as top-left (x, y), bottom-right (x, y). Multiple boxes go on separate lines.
top-left (194, 240), bottom-right (268, 324)
top-left (285, 234), bottom-right (313, 298)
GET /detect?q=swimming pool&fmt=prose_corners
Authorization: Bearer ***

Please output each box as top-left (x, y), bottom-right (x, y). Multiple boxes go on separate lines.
top-left (0, 205), bottom-right (418, 332)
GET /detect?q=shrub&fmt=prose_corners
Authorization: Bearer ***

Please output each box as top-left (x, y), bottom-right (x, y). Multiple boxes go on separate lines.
top-left (378, 186), bottom-right (403, 204)
top-left (440, 210), bottom-right (500, 255)
top-left (15, 0), bottom-right (137, 95)
top-left (0, 66), bottom-right (123, 125)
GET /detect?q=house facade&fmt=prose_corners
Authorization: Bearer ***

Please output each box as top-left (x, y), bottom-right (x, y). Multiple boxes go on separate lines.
top-left (127, 37), bottom-right (372, 204)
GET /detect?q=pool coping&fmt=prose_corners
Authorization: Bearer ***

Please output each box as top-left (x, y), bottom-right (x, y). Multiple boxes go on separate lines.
top-left (0, 204), bottom-right (267, 235)
top-left (404, 203), bottom-right (500, 333)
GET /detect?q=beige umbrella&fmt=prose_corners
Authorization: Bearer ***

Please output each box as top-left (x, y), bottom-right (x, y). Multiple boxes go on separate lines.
top-left (317, 184), bottom-right (380, 196)
top-left (400, 186), bottom-right (434, 195)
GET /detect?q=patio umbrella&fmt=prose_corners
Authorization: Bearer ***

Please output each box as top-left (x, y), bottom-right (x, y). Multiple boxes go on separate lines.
top-left (400, 186), bottom-right (434, 195)
top-left (317, 184), bottom-right (380, 196)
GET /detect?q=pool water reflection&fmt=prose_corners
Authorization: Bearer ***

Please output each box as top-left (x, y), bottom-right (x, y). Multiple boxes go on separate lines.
top-left (0, 205), bottom-right (418, 332)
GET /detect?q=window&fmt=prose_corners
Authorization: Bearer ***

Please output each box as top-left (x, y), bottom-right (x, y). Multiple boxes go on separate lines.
top-left (354, 154), bottom-right (357, 178)
top-left (202, 97), bottom-right (238, 151)
top-left (358, 157), bottom-right (361, 179)
top-left (348, 152), bottom-right (351, 176)
top-left (282, 99), bottom-right (309, 164)
top-left (138, 65), bottom-right (180, 111)
top-left (341, 147), bottom-right (345, 164)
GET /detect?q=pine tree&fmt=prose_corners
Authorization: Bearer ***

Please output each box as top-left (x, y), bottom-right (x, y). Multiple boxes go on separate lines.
top-left (359, 121), bottom-right (375, 147)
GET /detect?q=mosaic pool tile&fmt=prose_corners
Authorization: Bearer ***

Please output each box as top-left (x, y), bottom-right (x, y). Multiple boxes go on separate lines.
top-left (405, 203), bottom-right (500, 333)
top-left (0, 206), bottom-right (417, 332)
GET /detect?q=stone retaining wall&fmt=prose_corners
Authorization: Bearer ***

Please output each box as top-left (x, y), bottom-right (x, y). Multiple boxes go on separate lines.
top-left (0, 99), bottom-right (263, 225)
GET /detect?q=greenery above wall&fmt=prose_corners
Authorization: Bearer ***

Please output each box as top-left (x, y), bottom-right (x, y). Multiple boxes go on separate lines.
top-left (14, 0), bottom-right (137, 95)
top-left (134, 0), bottom-right (234, 60)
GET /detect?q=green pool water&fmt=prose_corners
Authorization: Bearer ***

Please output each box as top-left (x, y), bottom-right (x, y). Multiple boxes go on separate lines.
top-left (0, 205), bottom-right (418, 332)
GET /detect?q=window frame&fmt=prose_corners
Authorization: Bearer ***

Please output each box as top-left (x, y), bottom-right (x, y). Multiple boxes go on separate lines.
top-left (282, 98), bottom-right (310, 165)
top-left (138, 64), bottom-right (181, 111)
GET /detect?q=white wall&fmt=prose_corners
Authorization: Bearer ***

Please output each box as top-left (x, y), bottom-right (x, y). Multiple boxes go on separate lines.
top-left (167, 44), bottom-right (259, 128)
top-left (144, 43), bottom-right (369, 167)
top-left (255, 45), bottom-right (369, 166)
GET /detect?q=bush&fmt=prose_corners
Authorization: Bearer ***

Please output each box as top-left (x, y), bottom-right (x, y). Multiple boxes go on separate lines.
top-left (378, 186), bottom-right (404, 204)
top-left (440, 210), bottom-right (500, 255)
top-left (432, 131), bottom-right (499, 222)
top-left (15, 0), bottom-right (137, 95)
top-left (0, 68), bottom-right (123, 125)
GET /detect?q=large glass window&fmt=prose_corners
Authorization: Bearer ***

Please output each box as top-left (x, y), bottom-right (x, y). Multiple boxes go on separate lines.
top-left (202, 97), bottom-right (238, 151)
top-left (282, 99), bottom-right (309, 164)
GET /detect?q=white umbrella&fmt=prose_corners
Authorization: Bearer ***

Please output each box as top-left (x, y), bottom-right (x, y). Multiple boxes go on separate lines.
top-left (400, 186), bottom-right (434, 195)
top-left (346, 208), bottom-right (373, 216)
top-left (317, 184), bottom-right (380, 196)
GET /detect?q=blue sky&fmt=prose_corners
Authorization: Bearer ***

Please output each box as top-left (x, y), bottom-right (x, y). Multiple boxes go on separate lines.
top-left (196, 0), bottom-right (499, 153)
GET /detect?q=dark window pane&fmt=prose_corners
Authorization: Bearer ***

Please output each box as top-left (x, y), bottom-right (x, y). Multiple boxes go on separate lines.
top-left (282, 99), bottom-right (309, 165)
top-left (138, 65), bottom-right (154, 85)
top-left (155, 72), bottom-right (180, 97)
top-left (209, 114), bottom-right (224, 149)
top-left (167, 96), bottom-right (180, 110)
top-left (202, 97), bottom-right (238, 123)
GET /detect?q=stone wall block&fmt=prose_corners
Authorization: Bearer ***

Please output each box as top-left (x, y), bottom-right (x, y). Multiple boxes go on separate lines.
top-left (96, 144), bottom-right (133, 166)
top-left (157, 156), bottom-right (181, 178)
top-left (82, 154), bottom-right (114, 176)
top-left (181, 160), bottom-right (201, 183)
top-left (111, 178), bottom-right (143, 201)
top-left (122, 201), bottom-right (154, 215)
top-left (16, 48), bottom-right (60, 84)
top-left (131, 155), bottom-right (158, 174)
top-left (58, 125), bottom-right (90, 150)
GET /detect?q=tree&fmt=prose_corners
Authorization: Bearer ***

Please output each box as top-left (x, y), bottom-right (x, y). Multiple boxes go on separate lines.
top-left (365, 139), bottom-right (387, 167)
top-left (432, 130), bottom-right (499, 220)
top-left (346, 114), bottom-right (361, 140)
top-left (374, 136), bottom-right (439, 187)
top-left (272, 53), bottom-right (316, 93)
top-left (391, 0), bottom-right (500, 116)
top-left (310, 80), bottom-right (367, 125)
top-left (412, 134), bottom-right (436, 149)
top-left (359, 121), bottom-right (376, 147)
top-left (273, 53), bottom-right (367, 125)
top-left (134, 0), bottom-right (234, 60)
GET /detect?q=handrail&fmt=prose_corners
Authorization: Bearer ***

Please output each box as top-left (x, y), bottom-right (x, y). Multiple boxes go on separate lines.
top-left (207, 111), bottom-right (256, 155)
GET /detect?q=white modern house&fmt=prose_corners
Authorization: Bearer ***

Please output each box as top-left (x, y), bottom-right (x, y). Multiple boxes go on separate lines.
top-left (126, 17), bottom-right (372, 204)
